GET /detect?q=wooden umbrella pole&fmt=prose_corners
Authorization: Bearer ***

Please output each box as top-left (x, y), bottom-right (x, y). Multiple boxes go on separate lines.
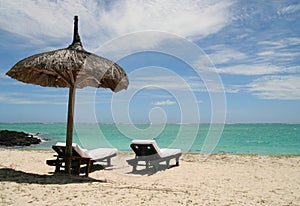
top-left (65, 85), bottom-right (76, 174)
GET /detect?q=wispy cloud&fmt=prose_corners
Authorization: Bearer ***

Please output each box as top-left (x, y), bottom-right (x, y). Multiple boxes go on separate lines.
top-left (153, 99), bottom-right (176, 106)
top-left (238, 75), bottom-right (300, 100)
top-left (205, 45), bottom-right (247, 65)
top-left (258, 38), bottom-right (300, 49)
top-left (0, 89), bottom-right (117, 105)
top-left (99, 0), bottom-right (234, 40)
top-left (278, 4), bottom-right (300, 15)
top-left (256, 38), bottom-right (300, 63)
top-left (202, 37), bottom-right (300, 76)
top-left (0, 0), bottom-right (235, 49)
top-left (216, 65), bottom-right (300, 76)
top-left (0, 75), bottom-right (31, 86)
top-left (257, 51), bottom-right (300, 58)
top-left (0, 93), bottom-right (50, 105)
top-left (0, 88), bottom-right (68, 105)
top-left (128, 72), bottom-right (210, 93)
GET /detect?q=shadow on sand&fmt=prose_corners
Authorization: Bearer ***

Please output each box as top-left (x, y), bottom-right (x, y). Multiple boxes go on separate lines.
top-left (127, 164), bottom-right (177, 176)
top-left (0, 166), bottom-right (106, 185)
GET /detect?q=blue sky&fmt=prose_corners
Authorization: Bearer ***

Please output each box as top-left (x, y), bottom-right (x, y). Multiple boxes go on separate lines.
top-left (0, 0), bottom-right (299, 124)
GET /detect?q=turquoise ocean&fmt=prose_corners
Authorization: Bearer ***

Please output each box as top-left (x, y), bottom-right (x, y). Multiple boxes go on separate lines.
top-left (0, 123), bottom-right (299, 156)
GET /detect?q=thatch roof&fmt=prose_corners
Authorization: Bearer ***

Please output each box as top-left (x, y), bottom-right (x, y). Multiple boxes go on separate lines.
top-left (6, 48), bottom-right (128, 91)
top-left (6, 16), bottom-right (128, 92)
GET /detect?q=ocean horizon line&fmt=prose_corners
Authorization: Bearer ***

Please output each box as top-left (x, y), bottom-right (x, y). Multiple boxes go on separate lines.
top-left (0, 122), bottom-right (299, 125)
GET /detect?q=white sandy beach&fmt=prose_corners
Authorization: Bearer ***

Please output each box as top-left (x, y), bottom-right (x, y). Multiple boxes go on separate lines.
top-left (0, 149), bottom-right (300, 206)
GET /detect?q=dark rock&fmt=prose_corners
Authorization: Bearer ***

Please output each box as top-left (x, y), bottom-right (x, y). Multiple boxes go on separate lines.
top-left (0, 130), bottom-right (41, 147)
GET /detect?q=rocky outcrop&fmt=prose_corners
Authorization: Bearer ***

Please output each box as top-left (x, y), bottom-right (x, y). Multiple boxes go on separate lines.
top-left (0, 130), bottom-right (41, 147)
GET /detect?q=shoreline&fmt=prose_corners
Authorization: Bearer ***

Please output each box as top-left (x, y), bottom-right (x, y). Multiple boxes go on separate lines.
top-left (2, 147), bottom-right (300, 158)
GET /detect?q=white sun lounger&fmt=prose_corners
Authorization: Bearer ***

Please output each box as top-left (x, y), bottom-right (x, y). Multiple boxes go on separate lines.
top-left (46, 142), bottom-right (117, 176)
top-left (127, 140), bottom-right (182, 172)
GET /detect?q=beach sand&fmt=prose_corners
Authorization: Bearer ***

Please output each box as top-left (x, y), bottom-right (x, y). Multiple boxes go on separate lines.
top-left (0, 149), bottom-right (299, 205)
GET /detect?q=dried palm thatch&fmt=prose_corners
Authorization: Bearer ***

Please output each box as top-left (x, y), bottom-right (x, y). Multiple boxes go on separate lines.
top-left (6, 16), bottom-right (129, 175)
top-left (7, 17), bottom-right (128, 92)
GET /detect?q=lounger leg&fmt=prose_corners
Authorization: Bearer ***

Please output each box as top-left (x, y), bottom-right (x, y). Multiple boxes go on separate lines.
top-left (166, 159), bottom-right (170, 167)
top-left (77, 159), bottom-right (81, 175)
top-left (55, 163), bottom-right (59, 172)
top-left (132, 162), bottom-right (137, 172)
top-left (85, 159), bottom-right (90, 177)
top-left (176, 156), bottom-right (179, 166)
top-left (54, 158), bottom-right (61, 172)
top-left (129, 158), bottom-right (138, 172)
top-left (107, 158), bottom-right (111, 167)
top-left (151, 161), bottom-right (159, 172)
top-left (55, 165), bottom-right (60, 172)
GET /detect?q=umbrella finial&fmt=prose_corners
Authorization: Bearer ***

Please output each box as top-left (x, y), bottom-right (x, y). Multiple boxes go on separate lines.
top-left (70, 15), bottom-right (83, 49)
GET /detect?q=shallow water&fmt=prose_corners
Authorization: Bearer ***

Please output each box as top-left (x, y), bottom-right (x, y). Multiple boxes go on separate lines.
top-left (0, 123), bottom-right (299, 155)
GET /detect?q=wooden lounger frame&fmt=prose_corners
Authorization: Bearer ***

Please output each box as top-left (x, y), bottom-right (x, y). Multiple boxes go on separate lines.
top-left (46, 145), bottom-right (116, 176)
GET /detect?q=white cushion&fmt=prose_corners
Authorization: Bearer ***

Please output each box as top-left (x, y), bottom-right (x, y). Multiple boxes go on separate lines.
top-left (159, 148), bottom-right (181, 158)
top-left (55, 142), bottom-right (116, 160)
top-left (86, 148), bottom-right (118, 161)
top-left (131, 140), bottom-right (155, 145)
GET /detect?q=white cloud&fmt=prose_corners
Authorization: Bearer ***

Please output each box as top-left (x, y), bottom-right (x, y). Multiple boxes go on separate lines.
top-left (216, 64), bottom-right (300, 75)
top-left (200, 41), bottom-right (299, 76)
top-left (278, 4), bottom-right (300, 15)
top-left (257, 51), bottom-right (300, 59)
top-left (256, 38), bottom-right (300, 62)
top-left (0, 75), bottom-right (29, 86)
top-left (259, 38), bottom-right (300, 48)
top-left (0, 93), bottom-right (50, 105)
top-left (0, 0), bottom-right (234, 47)
top-left (153, 99), bottom-right (176, 106)
top-left (242, 75), bottom-right (300, 100)
top-left (1, 1), bottom-right (75, 38)
top-left (99, 0), bottom-right (233, 40)
top-left (128, 73), bottom-right (210, 93)
top-left (205, 45), bottom-right (247, 65)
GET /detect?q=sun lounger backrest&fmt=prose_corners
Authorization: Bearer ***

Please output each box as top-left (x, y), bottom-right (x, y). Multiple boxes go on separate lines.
top-left (130, 140), bottom-right (162, 157)
top-left (52, 145), bottom-right (80, 157)
top-left (54, 142), bottom-right (89, 158)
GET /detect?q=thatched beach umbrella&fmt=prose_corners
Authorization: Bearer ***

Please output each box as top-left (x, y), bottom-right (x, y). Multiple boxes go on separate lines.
top-left (6, 16), bottom-right (129, 174)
